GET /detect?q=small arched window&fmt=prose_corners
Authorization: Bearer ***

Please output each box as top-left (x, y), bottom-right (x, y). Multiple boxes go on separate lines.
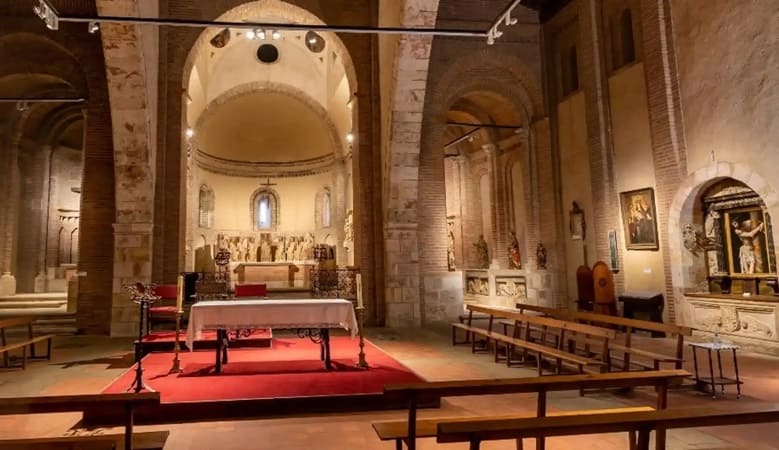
top-left (561, 45), bottom-right (579, 96)
top-left (323, 190), bottom-right (332, 228)
top-left (250, 187), bottom-right (280, 231)
top-left (199, 185), bottom-right (215, 229)
top-left (619, 9), bottom-right (636, 67)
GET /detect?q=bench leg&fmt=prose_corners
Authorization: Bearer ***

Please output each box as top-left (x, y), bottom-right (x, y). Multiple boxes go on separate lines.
top-left (515, 437), bottom-right (524, 450)
top-left (30, 341), bottom-right (36, 358)
top-left (628, 430), bottom-right (637, 450)
top-left (125, 403), bottom-right (134, 450)
top-left (469, 438), bottom-right (481, 450)
top-left (636, 428), bottom-right (651, 450)
top-left (21, 346), bottom-right (27, 370)
top-left (395, 438), bottom-right (402, 450)
top-left (536, 352), bottom-right (543, 376)
top-left (46, 337), bottom-right (52, 360)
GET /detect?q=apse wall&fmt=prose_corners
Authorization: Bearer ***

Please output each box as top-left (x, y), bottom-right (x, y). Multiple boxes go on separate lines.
top-left (196, 167), bottom-right (333, 235)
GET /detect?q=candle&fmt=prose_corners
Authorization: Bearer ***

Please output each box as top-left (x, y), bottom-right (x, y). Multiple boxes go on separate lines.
top-left (176, 274), bottom-right (184, 313)
top-left (356, 274), bottom-right (363, 308)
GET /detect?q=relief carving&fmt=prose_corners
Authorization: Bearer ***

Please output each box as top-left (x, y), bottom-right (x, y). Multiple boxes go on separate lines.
top-left (693, 303), bottom-right (775, 338)
top-left (466, 277), bottom-right (489, 296)
top-left (495, 277), bottom-right (527, 298)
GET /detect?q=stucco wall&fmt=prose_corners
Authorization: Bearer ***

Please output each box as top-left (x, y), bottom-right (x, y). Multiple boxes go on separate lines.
top-left (608, 62), bottom-right (665, 292)
top-left (672, 0), bottom-right (779, 180)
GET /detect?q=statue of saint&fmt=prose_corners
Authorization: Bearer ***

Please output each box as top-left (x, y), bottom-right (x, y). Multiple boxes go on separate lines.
top-left (508, 231), bottom-right (521, 269)
top-left (731, 219), bottom-right (765, 274)
top-left (536, 243), bottom-right (547, 270)
top-left (473, 235), bottom-right (489, 269)
top-left (344, 210), bottom-right (354, 251)
top-left (447, 221), bottom-right (456, 271)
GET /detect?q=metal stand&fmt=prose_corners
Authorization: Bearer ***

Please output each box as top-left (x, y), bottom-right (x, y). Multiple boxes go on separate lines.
top-left (355, 306), bottom-right (369, 369)
top-left (129, 299), bottom-right (154, 393)
top-left (168, 311), bottom-right (184, 374)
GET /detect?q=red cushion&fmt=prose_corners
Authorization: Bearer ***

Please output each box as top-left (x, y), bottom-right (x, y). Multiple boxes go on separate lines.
top-left (235, 284), bottom-right (267, 297)
top-left (149, 306), bottom-right (178, 314)
top-left (153, 284), bottom-right (179, 300)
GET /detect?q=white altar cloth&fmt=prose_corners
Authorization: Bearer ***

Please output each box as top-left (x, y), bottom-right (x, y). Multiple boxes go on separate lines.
top-left (185, 298), bottom-right (358, 350)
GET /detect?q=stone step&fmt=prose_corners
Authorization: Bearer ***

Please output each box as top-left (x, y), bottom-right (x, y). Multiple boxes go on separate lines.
top-left (0, 292), bottom-right (67, 302)
top-left (0, 300), bottom-right (67, 309)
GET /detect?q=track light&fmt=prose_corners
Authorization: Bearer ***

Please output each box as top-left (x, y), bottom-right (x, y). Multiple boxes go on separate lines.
top-left (271, 30), bottom-right (281, 40)
top-left (88, 21), bottom-right (99, 33)
top-left (186, 128), bottom-right (194, 138)
top-left (308, 36), bottom-right (317, 44)
top-left (246, 29), bottom-right (256, 39)
top-left (257, 29), bottom-right (266, 40)
top-left (346, 133), bottom-right (354, 144)
top-left (16, 102), bottom-right (28, 112)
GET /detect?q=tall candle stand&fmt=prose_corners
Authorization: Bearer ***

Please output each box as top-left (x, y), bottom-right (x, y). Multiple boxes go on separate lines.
top-left (169, 274), bottom-right (184, 374)
top-left (355, 305), bottom-right (369, 369)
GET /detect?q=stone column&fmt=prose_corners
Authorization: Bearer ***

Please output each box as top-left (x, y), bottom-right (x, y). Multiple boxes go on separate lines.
top-left (483, 144), bottom-right (504, 267)
top-left (112, 222), bottom-right (153, 336)
top-left (0, 127), bottom-right (18, 296)
top-left (384, 223), bottom-right (420, 327)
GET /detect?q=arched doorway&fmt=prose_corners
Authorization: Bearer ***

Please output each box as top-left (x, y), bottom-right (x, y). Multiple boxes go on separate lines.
top-left (181, 1), bottom-right (358, 292)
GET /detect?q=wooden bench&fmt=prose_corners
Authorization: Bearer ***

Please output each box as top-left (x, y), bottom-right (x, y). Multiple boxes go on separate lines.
top-left (454, 304), bottom-right (615, 375)
top-left (0, 317), bottom-right (54, 369)
top-left (437, 403), bottom-right (779, 450)
top-left (514, 303), bottom-right (693, 371)
top-left (373, 369), bottom-right (688, 450)
top-left (0, 392), bottom-right (165, 450)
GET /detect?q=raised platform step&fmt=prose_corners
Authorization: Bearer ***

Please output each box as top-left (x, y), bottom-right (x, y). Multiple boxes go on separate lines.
top-left (0, 292), bottom-right (67, 302)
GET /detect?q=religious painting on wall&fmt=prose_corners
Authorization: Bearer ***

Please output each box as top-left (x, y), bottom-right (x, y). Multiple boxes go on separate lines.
top-left (619, 188), bottom-right (658, 250)
top-left (725, 207), bottom-right (772, 276)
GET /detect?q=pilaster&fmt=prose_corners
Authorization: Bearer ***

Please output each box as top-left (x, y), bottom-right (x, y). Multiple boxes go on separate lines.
top-left (111, 222), bottom-right (153, 336)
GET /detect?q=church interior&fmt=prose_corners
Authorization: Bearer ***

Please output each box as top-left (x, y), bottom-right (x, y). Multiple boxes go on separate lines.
top-left (1, 0), bottom-right (779, 449)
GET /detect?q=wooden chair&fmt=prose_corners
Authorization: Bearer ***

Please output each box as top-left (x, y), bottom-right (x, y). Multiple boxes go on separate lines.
top-left (0, 317), bottom-right (54, 369)
top-left (146, 284), bottom-right (178, 334)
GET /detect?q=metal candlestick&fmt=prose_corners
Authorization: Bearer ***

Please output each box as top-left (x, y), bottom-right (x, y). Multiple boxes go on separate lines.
top-left (355, 305), bottom-right (369, 369)
top-left (169, 310), bottom-right (184, 374)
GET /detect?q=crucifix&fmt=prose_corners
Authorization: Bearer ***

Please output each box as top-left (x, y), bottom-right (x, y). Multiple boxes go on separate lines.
top-left (260, 177), bottom-right (277, 188)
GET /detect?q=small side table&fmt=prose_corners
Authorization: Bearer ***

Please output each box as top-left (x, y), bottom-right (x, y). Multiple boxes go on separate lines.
top-left (689, 341), bottom-right (743, 399)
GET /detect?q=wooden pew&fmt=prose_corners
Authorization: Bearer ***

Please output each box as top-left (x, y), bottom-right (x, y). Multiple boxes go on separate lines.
top-left (515, 303), bottom-right (693, 371)
top-left (437, 403), bottom-right (779, 450)
top-left (372, 369), bottom-right (688, 450)
top-left (453, 304), bottom-right (615, 375)
top-left (0, 317), bottom-right (54, 369)
top-left (0, 392), bottom-right (166, 450)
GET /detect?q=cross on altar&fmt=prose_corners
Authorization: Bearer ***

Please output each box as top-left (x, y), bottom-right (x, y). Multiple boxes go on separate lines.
top-left (260, 178), bottom-right (276, 187)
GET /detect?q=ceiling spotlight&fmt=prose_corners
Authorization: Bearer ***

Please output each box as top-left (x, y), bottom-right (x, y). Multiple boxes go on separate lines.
top-left (246, 29), bottom-right (256, 40)
top-left (185, 128), bottom-right (195, 138)
top-left (257, 29), bottom-right (266, 40)
top-left (346, 133), bottom-right (354, 144)
top-left (16, 101), bottom-right (28, 112)
top-left (33, 0), bottom-right (58, 30)
top-left (88, 21), bottom-right (99, 34)
top-left (308, 36), bottom-right (317, 45)
top-left (271, 30), bottom-right (281, 40)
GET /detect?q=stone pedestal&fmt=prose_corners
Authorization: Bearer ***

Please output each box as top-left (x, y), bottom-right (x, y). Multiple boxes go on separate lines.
top-left (0, 272), bottom-right (15, 296)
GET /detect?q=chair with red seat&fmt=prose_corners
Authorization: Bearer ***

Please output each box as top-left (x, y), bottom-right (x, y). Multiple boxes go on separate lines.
top-left (234, 283), bottom-right (268, 298)
top-left (146, 284), bottom-right (179, 334)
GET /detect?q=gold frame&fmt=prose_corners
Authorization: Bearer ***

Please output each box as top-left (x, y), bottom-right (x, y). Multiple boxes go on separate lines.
top-left (619, 188), bottom-right (659, 250)
top-left (723, 207), bottom-right (773, 278)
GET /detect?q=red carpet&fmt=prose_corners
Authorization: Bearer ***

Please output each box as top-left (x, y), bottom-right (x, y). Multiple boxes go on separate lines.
top-left (103, 337), bottom-right (424, 403)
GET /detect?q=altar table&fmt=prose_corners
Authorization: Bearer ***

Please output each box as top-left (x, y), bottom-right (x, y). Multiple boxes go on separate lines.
top-left (186, 299), bottom-right (358, 373)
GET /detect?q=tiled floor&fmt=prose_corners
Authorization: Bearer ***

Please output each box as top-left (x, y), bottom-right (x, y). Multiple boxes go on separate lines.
top-left (1, 328), bottom-right (778, 449)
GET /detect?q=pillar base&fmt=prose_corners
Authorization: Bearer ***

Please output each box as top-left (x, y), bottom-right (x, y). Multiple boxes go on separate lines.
top-left (0, 272), bottom-right (16, 296)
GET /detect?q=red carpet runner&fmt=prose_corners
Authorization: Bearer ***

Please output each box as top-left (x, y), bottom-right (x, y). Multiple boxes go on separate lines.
top-left (104, 337), bottom-right (423, 402)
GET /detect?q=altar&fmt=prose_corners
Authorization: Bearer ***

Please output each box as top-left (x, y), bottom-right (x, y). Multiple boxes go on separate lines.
top-left (232, 262), bottom-right (313, 289)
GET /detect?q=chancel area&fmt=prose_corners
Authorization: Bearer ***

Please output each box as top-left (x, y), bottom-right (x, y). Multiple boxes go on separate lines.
top-left (1, 1), bottom-right (779, 449)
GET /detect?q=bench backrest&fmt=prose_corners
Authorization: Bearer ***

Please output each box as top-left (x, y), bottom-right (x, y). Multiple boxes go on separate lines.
top-left (0, 392), bottom-right (161, 415)
top-left (437, 404), bottom-right (779, 445)
top-left (385, 369), bottom-right (688, 402)
top-left (0, 316), bottom-right (33, 330)
top-left (468, 304), bottom-right (616, 340)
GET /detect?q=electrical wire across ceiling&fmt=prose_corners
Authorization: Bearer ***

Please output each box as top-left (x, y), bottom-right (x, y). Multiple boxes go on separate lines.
top-left (32, 0), bottom-right (525, 45)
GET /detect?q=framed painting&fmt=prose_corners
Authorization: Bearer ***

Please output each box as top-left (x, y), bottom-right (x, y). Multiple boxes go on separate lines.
top-left (724, 207), bottom-right (772, 277)
top-left (619, 188), bottom-right (659, 250)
